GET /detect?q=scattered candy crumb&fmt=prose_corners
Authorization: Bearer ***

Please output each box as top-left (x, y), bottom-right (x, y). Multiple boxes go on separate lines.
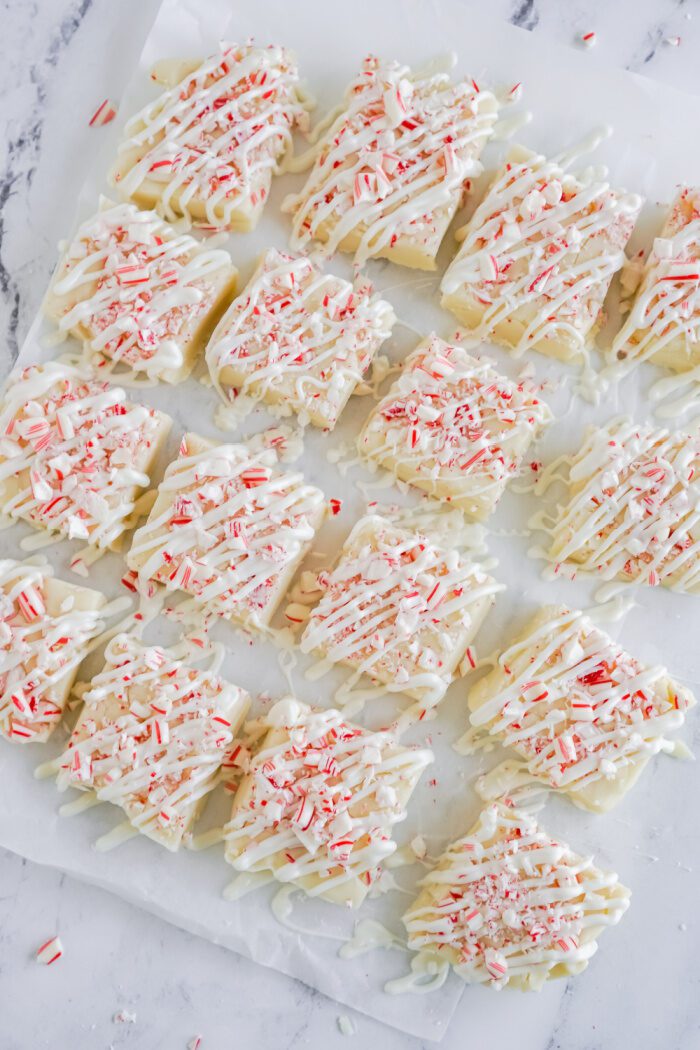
top-left (89, 99), bottom-right (118, 126)
top-left (410, 834), bottom-right (427, 859)
top-left (113, 1010), bottom-right (137, 1025)
top-left (581, 31), bottom-right (597, 48)
top-left (188, 1037), bottom-right (203, 1050)
top-left (337, 1015), bottom-right (357, 1037)
top-left (664, 35), bottom-right (681, 47)
top-left (36, 936), bottom-right (63, 965)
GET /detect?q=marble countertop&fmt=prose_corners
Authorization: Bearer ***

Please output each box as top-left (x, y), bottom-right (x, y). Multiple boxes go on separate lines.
top-left (1, 1), bottom-right (699, 1048)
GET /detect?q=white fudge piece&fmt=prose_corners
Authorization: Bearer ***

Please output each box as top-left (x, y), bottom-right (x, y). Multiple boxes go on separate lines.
top-left (0, 361), bottom-right (171, 551)
top-left (468, 605), bottom-right (695, 812)
top-left (400, 803), bottom-right (630, 990)
top-left (128, 432), bottom-right (327, 628)
top-left (45, 199), bottom-right (237, 383)
top-left (283, 55), bottom-right (498, 270)
top-left (300, 514), bottom-right (501, 707)
top-left (544, 417), bottom-right (700, 593)
top-left (111, 43), bottom-right (311, 231)
top-left (0, 558), bottom-right (107, 742)
top-left (225, 696), bottom-right (432, 906)
top-left (56, 633), bottom-right (250, 850)
top-left (441, 145), bottom-right (642, 360)
top-left (358, 334), bottom-right (551, 520)
top-left (206, 247), bottom-right (395, 428)
top-left (612, 186), bottom-right (700, 373)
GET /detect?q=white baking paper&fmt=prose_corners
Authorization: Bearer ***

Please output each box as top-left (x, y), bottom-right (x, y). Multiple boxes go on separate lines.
top-left (2, 0), bottom-right (700, 1039)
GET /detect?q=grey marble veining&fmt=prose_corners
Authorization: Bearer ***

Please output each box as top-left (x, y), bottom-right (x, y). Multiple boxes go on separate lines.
top-left (1, 2), bottom-right (700, 1048)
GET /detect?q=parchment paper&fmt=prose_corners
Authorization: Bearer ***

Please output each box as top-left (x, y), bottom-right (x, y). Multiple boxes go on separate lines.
top-left (2, 0), bottom-right (700, 1039)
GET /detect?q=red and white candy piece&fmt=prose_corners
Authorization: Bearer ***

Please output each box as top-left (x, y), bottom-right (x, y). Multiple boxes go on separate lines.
top-left (89, 99), bottom-right (118, 127)
top-left (36, 935), bottom-right (63, 965)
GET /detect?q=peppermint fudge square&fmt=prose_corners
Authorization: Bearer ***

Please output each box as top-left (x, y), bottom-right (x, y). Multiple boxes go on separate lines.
top-left (111, 43), bottom-right (311, 231)
top-left (225, 696), bottom-right (432, 906)
top-left (56, 633), bottom-right (250, 851)
top-left (397, 802), bottom-right (629, 990)
top-left (45, 199), bottom-right (237, 383)
top-left (206, 247), bottom-right (395, 429)
top-left (128, 433), bottom-right (327, 629)
top-left (0, 361), bottom-right (171, 551)
top-left (611, 186), bottom-right (700, 374)
top-left (441, 144), bottom-right (642, 360)
top-left (358, 334), bottom-right (551, 520)
top-left (544, 417), bottom-right (700, 593)
top-left (300, 514), bottom-right (501, 707)
top-left (283, 54), bottom-right (498, 269)
top-left (466, 604), bottom-right (695, 812)
top-left (0, 558), bottom-right (107, 743)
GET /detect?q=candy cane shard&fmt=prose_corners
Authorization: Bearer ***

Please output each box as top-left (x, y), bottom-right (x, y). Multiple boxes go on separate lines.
top-left (541, 417), bottom-right (700, 593)
top-left (396, 803), bottom-right (629, 991)
top-left (282, 54), bottom-right (499, 270)
top-left (127, 432), bottom-right (327, 629)
top-left (224, 696), bottom-right (433, 906)
top-left (610, 187), bottom-right (700, 375)
top-left (299, 514), bottom-right (502, 707)
top-left (441, 144), bottom-right (643, 361)
top-left (467, 605), bottom-right (695, 812)
top-left (0, 559), bottom-right (108, 743)
top-left (0, 361), bottom-right (171, 551)
top-left (205, 247), bottom-right (396, 429)
top-left (357, 334), bottom-right (552, 520)
top-left (110, 43), bottom-right (312, 231)
top-left (56, 633), bottom-right (250, 851)
top-left (44, 199), bottom-right (238, 384)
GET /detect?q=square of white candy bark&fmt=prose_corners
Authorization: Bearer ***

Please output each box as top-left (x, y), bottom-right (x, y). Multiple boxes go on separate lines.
top-left (399, 803), bottom-right (629, 990)
top-left (545, 417), bottom-right (700, 593)
top-left (206, 247), bottom-right (395, 429)
top-left (56, 633), bottom-right (250, 851)
top-left (45, 199), bottom-right (238, 383)
top-left (300, 514), bottom-right (500, 707)
top-left (358, 335), bottom-right (551, 520)
top-left (440, 145), bottom-right (642, 361)
top-left (467, 605), bottom-right (695, 812)
top-left (225, 696), bottom-right (432, 906)
top-left (612, 186), bottom-right (700, 373)
top-left (111, 44), bottom-right (311, 231)
top-left (283, 55), bottom-right (498, 270)
top-left (128, 432), bottom-right (327, 628)
top-left (0, 362), bottom-right (171, 551)
top-left (0, 559), bottom-right (107, 743)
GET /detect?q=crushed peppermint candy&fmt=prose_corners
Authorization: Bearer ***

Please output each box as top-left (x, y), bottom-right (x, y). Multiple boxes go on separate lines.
top-left (89, 99), bottom-right (118, 126)
top-left (36, 936), bottom-right (63, 965)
